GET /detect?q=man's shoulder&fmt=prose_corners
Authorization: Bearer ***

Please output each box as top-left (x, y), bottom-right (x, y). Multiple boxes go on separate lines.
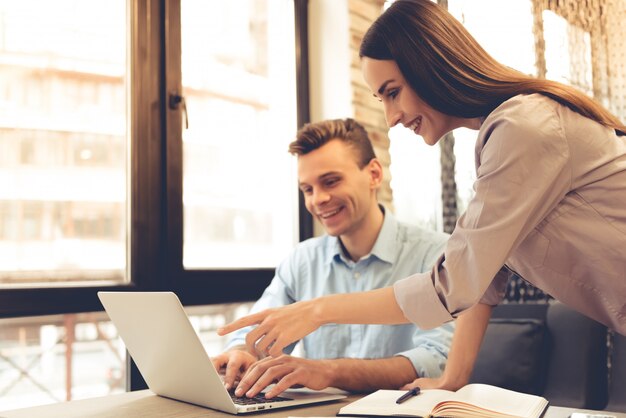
top-left (288, 234), bottom-right (335, 261)
top-left (396, 221), bottom-right (449, 246)
top-left (274, 235), bottom-right (334, 285)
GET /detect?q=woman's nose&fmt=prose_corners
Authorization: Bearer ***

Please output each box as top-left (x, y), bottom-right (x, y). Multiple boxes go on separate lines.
top-left (384, 105), bottom-right (402, 128)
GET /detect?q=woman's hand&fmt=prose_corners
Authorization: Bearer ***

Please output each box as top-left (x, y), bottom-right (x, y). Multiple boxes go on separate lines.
top-left (402, 303), bottom-right (493, 392)
top-left (218, 287), bottom-right (406, 357)
top-left (218, 299), bottom-right (323, 357)
top-left (400, 375), bottom-right (465, 392)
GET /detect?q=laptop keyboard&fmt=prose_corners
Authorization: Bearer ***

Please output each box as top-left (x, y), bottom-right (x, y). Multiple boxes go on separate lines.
top-left (230, 392), bottom-right (293, 405)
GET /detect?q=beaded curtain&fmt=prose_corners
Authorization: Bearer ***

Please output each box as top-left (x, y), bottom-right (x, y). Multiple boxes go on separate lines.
top-left (507, 0), bottom-right (626, 302)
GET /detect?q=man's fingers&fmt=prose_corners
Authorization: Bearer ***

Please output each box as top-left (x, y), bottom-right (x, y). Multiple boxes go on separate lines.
top-left (211, 356), bottom-right (226, 373)
top-left (265, 373), bottom-right (298, 398)
top-left (235, 358), bottom-right (280, 397)
top-left (244, 365), bottom-right (291, 398)
top-left (223, 359), bottom-right (243, 390)
top-left (234, 356), bottom-right (311, 399)
top-left (243, 372), bottom-right (275, 398)
top-left (234, 361), bottom-right (264, 396)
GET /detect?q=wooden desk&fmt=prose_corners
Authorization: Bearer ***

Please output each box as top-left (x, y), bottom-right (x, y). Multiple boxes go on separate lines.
top-left (1, 390), bottom-right (624, 418)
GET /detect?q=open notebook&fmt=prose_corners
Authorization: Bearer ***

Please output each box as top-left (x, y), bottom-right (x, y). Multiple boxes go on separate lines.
top-left (337, 384), bottom-right (548, 418)
top-left (98, 291), bottom-right (345, 414)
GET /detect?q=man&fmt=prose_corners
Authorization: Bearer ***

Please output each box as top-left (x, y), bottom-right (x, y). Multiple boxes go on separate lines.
top-left (212, 118), bottom-right (454, 398)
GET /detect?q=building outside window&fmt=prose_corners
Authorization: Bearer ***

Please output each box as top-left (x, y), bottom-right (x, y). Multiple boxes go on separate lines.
top-left (0, 0), bottom-right (300, 410)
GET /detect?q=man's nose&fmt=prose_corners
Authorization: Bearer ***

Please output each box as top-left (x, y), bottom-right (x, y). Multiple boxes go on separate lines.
top-left (312, 189), bottom-right (330, 206)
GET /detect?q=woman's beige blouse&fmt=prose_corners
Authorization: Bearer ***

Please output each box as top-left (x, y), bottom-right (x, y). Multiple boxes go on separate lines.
top-left (394, 94), bottom-right (626, 335)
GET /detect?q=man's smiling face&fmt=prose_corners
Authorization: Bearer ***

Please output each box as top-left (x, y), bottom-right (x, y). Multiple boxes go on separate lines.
top-left (298, 139), bottom-right (379, 239)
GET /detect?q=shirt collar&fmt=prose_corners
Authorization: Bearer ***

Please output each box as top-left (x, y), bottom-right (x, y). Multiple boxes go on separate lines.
top-left (329, 205), bottom-right (397, 265)
top-left (369, 206), bottom-right (397, 264)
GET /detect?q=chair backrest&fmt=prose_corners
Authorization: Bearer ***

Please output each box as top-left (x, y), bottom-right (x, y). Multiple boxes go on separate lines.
top-left (541, 302), bottom-right (608, 409)
top-left (606, 333), bottom-right (626, 412)
top-left (469, 303), bottom-right (549, 395)
top-left (469, 301), bottom-right (608, 409)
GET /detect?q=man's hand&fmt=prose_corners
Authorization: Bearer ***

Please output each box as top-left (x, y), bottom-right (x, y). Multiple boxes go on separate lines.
top-left (211, 349), bottom-right (259, 391)
top-left (234, 355), bottom-right (334, 399)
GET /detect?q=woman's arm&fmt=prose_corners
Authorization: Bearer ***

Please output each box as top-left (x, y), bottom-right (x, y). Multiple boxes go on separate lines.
top-left (218, 287), bottom-right (409, 357)
top-left (401, 302), bottom-right (492, 391)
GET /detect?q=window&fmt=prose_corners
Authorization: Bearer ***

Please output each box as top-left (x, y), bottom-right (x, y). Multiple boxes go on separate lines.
top-left (0, 313), bottom-right (126, 410)
top-left (0, 0), bottom-right (308, 315)
top-left (0, 0), bottom-right (309, 408)
top-left (0, 0), bottom-right (127, 286)
top-left (0, 303), bottom-right (252, 410)
top-left (180, 0), bottom-right (299, 269)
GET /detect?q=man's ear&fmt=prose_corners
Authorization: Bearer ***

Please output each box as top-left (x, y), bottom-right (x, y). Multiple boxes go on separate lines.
top-left (367, 158), bottom-right (384, 188)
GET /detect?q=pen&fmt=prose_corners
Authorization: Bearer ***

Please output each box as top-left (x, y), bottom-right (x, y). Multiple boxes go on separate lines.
top-left (396, 387), bottom-right (420, 404)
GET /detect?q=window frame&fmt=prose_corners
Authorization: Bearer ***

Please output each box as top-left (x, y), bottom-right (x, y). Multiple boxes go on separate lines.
top-left (0, 0), bottom-right (312, 317)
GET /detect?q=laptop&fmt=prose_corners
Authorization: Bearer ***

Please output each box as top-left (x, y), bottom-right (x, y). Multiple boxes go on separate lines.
top-left (97, 291), bottom-right (346, 414)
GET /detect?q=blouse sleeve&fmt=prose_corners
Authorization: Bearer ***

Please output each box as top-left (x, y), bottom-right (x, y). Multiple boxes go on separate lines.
top-left (394, 96), bottom-right (572, 329)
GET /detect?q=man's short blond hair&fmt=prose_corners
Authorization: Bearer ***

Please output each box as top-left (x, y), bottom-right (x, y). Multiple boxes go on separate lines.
top-left (288, 118), bottom-right (376, 168)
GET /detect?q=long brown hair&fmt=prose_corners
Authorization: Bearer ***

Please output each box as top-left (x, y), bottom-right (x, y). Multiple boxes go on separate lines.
top-left (360, 0), bottom-right (626, 135)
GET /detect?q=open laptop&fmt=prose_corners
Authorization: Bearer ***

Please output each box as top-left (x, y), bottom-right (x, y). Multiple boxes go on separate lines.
top-left (98, 291), bottom-right (346, 414)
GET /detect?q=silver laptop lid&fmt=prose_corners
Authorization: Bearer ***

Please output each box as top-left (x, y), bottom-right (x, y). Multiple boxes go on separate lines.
top-left (98, 291), bottom-right (346, 414)
top-left (98, 291), bottom-right (238, 413)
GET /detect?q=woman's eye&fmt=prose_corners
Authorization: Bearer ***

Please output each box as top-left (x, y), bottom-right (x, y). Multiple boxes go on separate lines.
top-left (388, 89), bottom-right (399, 99)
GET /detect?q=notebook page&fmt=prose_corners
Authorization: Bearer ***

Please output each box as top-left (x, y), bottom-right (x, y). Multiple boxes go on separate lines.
top-left (339, 389), bottom-right (455, 416)
top-left (446, 384), bottom-right (547, 417)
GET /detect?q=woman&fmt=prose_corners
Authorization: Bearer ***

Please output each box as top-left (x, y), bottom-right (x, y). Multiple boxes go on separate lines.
top-left (219, 0), bottom-right (626, 360)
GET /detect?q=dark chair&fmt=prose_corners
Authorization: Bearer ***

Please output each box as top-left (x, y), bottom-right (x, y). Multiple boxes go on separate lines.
top-left (606, 332), bottom-right (626, 412)
top-left (469, 301), bottom-right (608, 409)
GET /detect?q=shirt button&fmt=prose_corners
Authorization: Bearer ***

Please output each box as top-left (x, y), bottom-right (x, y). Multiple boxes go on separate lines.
top-left (354, 272), bottom-right (361, 279)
